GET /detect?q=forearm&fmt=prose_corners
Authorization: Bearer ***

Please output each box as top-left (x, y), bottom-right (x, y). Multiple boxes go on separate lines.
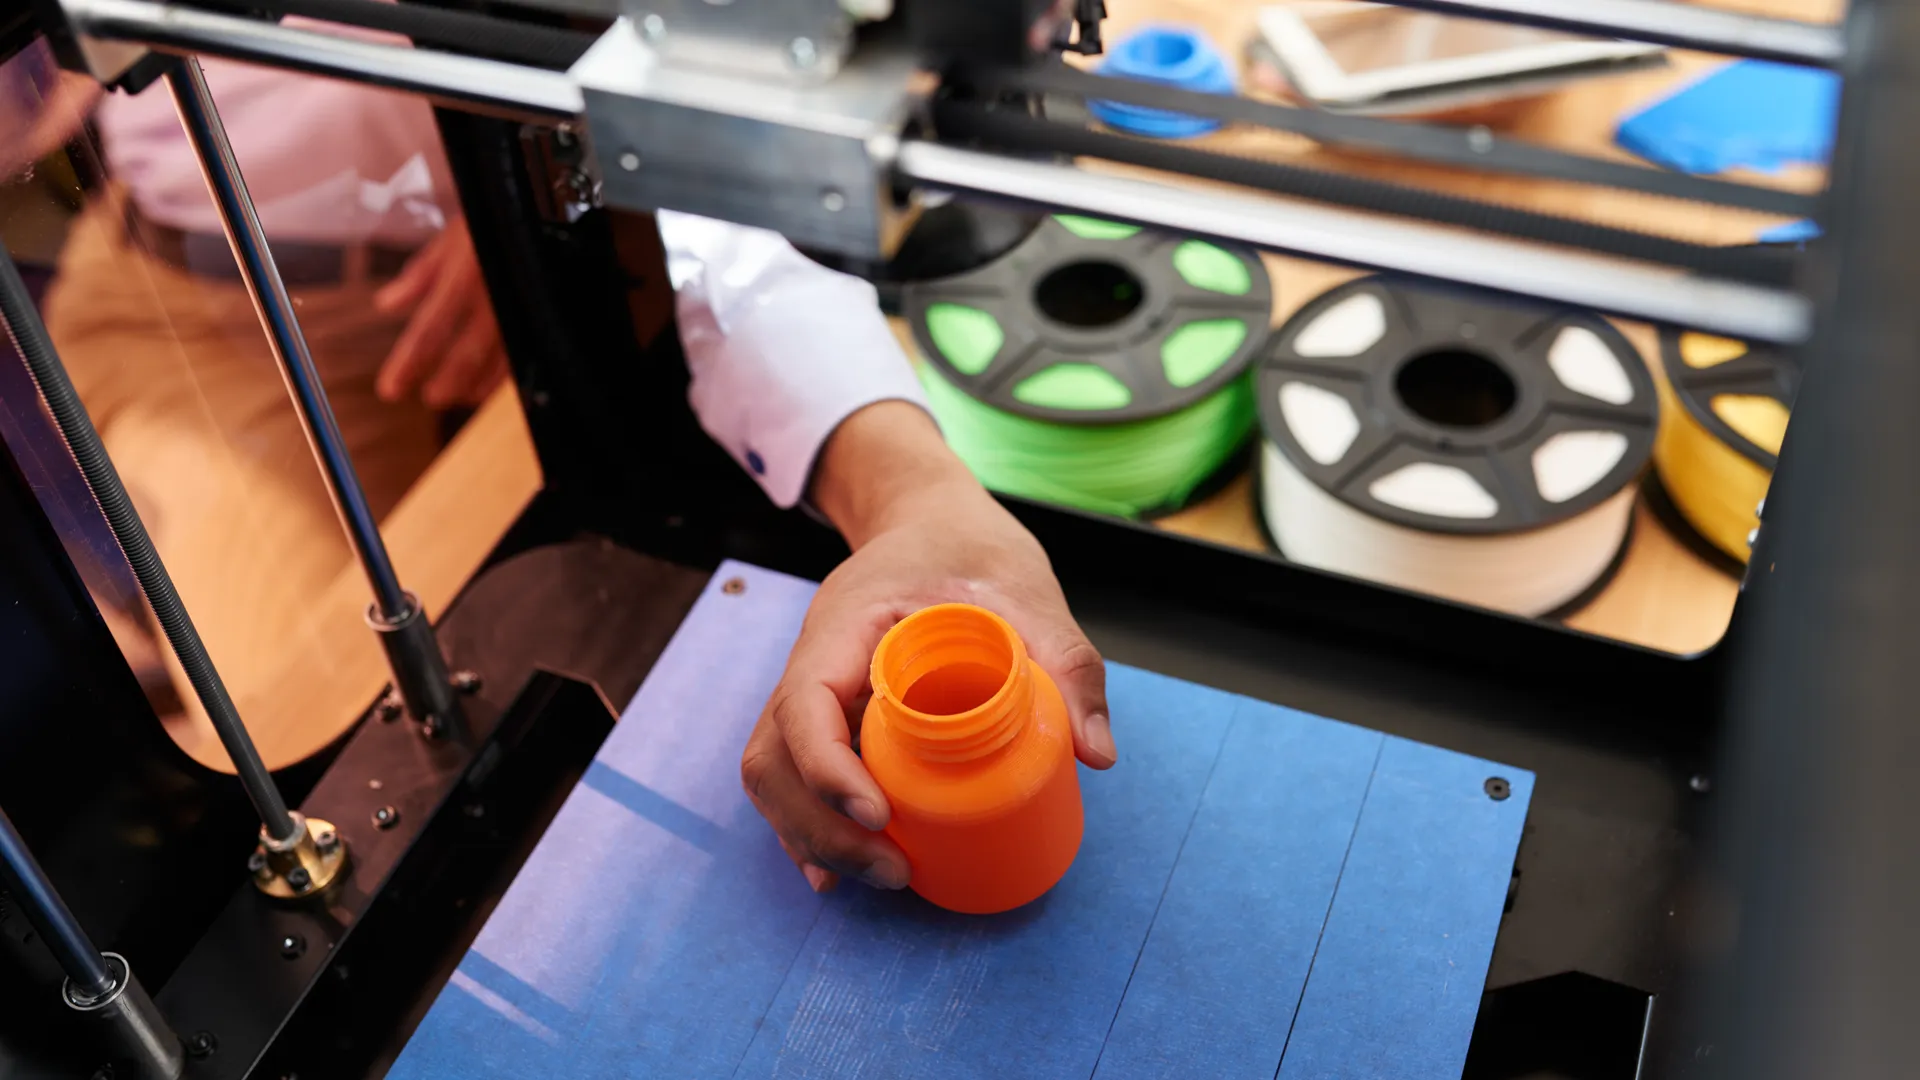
top-left (810, 400), bottom-right (981, 551)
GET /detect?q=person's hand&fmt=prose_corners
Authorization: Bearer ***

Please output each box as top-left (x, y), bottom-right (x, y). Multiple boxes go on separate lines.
top-left (740, 400), bottom-right (1116, 894)
top-left (372, 218), bottom-right (509, 409)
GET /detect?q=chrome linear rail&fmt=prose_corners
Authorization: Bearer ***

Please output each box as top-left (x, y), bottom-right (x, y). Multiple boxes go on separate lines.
top-left (62, 0), bottom-right (581, 121)
top-left (895, 141), bottom-right (1812, 344)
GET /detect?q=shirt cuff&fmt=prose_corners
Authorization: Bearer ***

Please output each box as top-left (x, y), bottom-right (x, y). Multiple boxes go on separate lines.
top-left (661, 210), bottom-right (929, 509)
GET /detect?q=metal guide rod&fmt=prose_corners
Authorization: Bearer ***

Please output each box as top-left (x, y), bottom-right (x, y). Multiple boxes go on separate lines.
top-left (62, 0), bottom-right (581, 120)
top-left (0, 806), bottom-right (185, 1079)
top-left (894, 140), bottom-right (1812, 345)
top-left (1369, 0), bottom-right (1843, 69)
top-left (167, 57), bottom-right (406, 617)
top-left (0, 805), bottom-right (115, 999)
top-left (165, 56), bottom-right (463, 736)
top-left (0, 242), bottom-right (299, 843)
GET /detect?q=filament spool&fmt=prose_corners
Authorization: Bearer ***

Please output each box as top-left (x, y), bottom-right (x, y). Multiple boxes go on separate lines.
top-left (1654, 328), bottom-right (1799, 563)
top-left (1257, 277), bottom-right (1658, 617)
top-left (906, 215), bottom-right (1271, 517)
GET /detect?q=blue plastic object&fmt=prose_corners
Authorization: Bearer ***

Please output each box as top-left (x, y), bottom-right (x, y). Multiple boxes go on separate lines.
top-left (1759, 219), bottom-right (1822, 244)
top-left (1616, 60), bottom-right (1840, 175)
top-left (1089, 24), bottom-right (1236, 139)
top-left (390, 561), bottom-right (1534, 1080)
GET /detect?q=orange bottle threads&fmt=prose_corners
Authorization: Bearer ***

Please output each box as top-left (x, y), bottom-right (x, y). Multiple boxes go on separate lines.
top-left (861, 603), bottom-right (1084, 915)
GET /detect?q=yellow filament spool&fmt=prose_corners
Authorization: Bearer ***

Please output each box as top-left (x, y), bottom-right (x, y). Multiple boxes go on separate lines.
top-left (1654, 330), bottom-right (1798, 563)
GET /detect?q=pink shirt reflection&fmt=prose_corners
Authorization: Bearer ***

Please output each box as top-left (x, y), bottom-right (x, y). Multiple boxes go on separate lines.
top-left (96, 23), bottom-right (459, 246)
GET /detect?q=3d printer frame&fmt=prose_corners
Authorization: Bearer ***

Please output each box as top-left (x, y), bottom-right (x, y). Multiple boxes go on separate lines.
top-left (0, 0), bottom-right (1911, 1077)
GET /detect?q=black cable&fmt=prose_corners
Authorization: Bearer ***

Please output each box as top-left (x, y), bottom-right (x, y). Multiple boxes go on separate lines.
top-left (0, 242), bottom-right (298, 842)
top-left (961, 63), bottom-right (1820, 219)
top-left (0, 806), bottom-right (115, 1001)
top-left (183, 0), bottom-right (596, 70)
top-left (933, 100), bottom-right (1799, 287)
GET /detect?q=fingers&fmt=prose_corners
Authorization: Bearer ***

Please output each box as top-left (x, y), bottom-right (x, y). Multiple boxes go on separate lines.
top-left (421, 313), bottom-right (504, 409)
top-left (376, 255), bottom-right (473, 403)
top-left (1025, 621), bottom-right (1116, 769)
top-left (768, 679), bottom-right (890, 831)
top-left (774, 836), bottom-right (838, 894)
top-left (372, 229), bottom-right (449, 315)
top-left (741, 722), bottom-right (909, 891)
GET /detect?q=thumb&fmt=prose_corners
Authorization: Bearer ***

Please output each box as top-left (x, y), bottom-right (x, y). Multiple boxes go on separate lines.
top-left (1026, 622), bottom-right (1115, 769)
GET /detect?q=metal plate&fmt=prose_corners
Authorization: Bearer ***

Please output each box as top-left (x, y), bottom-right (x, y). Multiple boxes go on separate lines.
top-left (574, 22), bottom-right (922, 259)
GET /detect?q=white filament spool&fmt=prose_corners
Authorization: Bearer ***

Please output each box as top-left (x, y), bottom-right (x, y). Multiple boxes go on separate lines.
top-left (1256, 278), bottom-right (1659, 617)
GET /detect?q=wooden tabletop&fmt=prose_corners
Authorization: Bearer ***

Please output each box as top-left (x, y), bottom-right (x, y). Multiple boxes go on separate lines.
top-left (1081, 0), bottom-right (1839, 655)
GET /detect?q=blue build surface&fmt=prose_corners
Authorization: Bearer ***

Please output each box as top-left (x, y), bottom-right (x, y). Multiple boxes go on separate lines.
top-left (390, 562), bottom-right (1533, 1080)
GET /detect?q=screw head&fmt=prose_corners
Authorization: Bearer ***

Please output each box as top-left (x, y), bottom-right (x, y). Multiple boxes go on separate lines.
top-left (820, 188), bottom-right (847, 213)
top-left (1467, 125), bottom-right (1494, 153)
top-left (248, 850), bottom-right (268, 874)
top-left (186, 1031), bottom-right (217, 1059)
top-left (376, 689), bottom-right (403, 721)
top-left (617, 151), bottom-right (641, 173)
top-left (1690, 774), bottom-right (1713, 794)
top-left (314, 826), bottom-right (338, 851)
top-left (789, 36), bottom-right (818, 68)
top-left (640, 12), bottom-right (665, 39)
top-left (1746, 527), bottom-right (1760, 549)
top-left (452, 670), bottom-right (483, 694)
top-left (286, 867), bottom-right (312, 892)
top-left (721, 576), bottom-right (747, 595)
top-left (372, 805), bottom-right (400, 830)
top-left (279, 934), bottom-right (306, 960)
top-left (1484, 777), bottom-right (1512, 801)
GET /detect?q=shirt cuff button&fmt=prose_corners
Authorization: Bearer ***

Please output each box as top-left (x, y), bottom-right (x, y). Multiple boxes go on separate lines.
top-left (745, 449), bottom-right (766, 476)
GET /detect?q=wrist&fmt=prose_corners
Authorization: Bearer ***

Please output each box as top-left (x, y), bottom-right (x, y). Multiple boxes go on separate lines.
top-left (810, 400), bottom-right (980, 549)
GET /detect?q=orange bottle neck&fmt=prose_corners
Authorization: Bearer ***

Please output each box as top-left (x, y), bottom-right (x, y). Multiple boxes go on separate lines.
top-left (869, 604), bottom-right (1035, 765)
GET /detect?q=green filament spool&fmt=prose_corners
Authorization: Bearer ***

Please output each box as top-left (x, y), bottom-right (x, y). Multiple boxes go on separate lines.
top-left (905, 215), bottom-right (1271, 517)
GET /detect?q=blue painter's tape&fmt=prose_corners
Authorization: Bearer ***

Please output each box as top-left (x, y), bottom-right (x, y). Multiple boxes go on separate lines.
top-left (1277, 737), bottom-right (1534, 1080)
top-left (731, 664), bottom-right (1241, 1079)
top-left (391, 561), bottom-right (1533, 1080)
top-left (1091, 24), bottom-right (1236, 139)
top-left (1095, 703), bottom-right (1383, 1080)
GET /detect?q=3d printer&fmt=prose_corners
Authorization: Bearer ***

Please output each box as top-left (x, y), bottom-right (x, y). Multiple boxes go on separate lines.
top-left (0, 0), bottom-right (1910, 1077)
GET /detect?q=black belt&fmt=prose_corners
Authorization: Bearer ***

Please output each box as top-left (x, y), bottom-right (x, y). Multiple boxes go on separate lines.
top-left (122, 199), bottom-right (415, 286)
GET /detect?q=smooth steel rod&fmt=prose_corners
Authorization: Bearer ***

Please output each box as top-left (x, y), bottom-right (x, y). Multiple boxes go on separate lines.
top-left (895, 140), bottom-right (1812, 345)
top-left (1371, 0), bottom-right (1842, 69)
top-left (0, 242), bottom-right (298, 842)
top-left (166, 56), bottom-right (410, 621)
top-left (0, 805), bottom-right (115, 1001)
top-left (63, 0), bottom-right (581, 121)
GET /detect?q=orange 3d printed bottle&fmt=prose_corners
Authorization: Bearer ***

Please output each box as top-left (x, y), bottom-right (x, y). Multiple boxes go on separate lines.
top-left (862, 603), bottom-right (1084, 915)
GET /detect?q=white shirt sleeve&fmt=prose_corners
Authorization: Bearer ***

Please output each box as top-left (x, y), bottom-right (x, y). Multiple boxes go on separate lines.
top-left (658, 210), bottom-right (929, 509)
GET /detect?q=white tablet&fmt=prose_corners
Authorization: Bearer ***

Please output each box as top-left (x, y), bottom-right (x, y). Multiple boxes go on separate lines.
top-left (1256, 2), bottom-right (1665, 111)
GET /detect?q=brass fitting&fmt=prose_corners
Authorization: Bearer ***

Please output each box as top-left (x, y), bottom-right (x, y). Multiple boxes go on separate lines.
top-left (248, 812), bottom-right (348, 899)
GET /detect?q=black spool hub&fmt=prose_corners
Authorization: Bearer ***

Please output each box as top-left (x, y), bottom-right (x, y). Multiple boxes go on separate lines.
top-left (905, 215), bottom-right (1272, 424)
top-left (1258, 277), bottom-right (1659, 535)
top-left (1657, 328), bottom-right (1800, 468)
